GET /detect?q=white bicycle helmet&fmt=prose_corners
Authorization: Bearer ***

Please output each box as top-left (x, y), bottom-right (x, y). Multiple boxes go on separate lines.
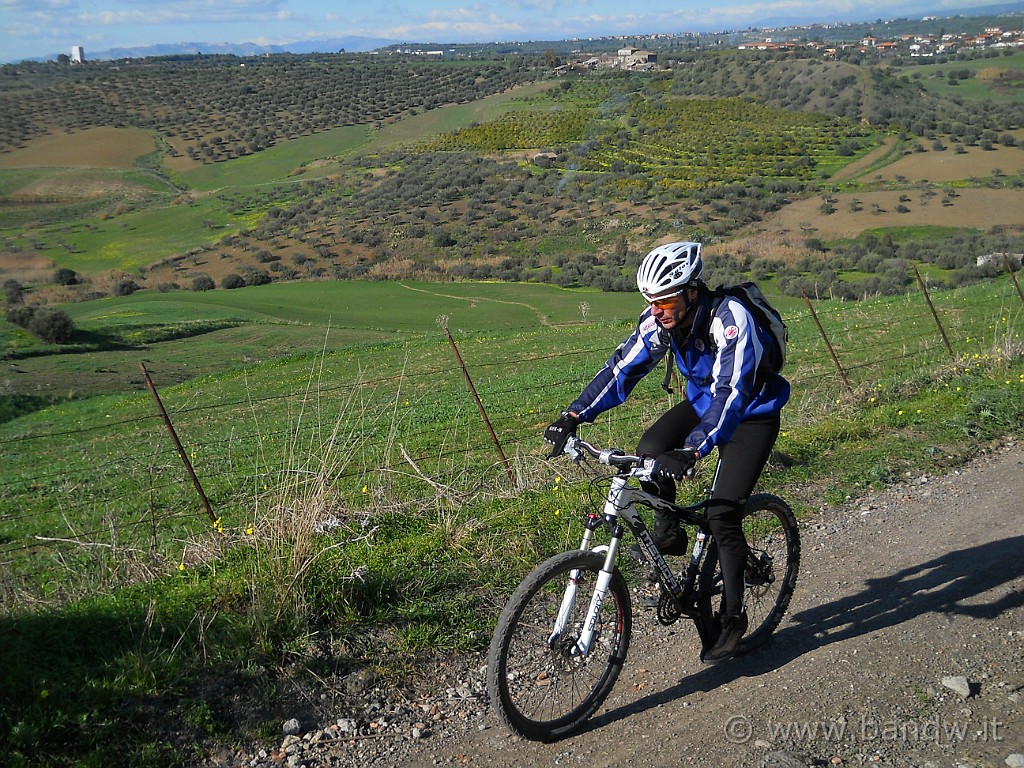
top-left (636, 241), bottom-right (703, 301)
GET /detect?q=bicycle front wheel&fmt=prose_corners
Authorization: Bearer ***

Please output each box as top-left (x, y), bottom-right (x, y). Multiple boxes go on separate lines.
top-left (739, 493), bottom-right (800, 651)
top-left (486, 549), bottom-right (632, 742)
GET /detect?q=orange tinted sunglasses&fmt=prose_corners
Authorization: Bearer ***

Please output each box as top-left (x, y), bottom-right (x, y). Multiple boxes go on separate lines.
top-left (649, 295), bottom-right (679, 310)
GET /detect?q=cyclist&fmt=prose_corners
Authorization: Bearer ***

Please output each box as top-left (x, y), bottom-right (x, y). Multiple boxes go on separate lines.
top-left (544, 241), bottom-right (789, 663)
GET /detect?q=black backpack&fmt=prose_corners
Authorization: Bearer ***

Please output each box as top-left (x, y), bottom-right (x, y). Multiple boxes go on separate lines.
top-left (714, 282), bottom-right (788, 374)
top-left (661, 282), bottom-right (787, 393)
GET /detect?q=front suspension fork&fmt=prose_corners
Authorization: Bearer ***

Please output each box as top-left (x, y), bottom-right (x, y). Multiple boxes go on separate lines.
top-left (550, 518), bottom-right (623, 657)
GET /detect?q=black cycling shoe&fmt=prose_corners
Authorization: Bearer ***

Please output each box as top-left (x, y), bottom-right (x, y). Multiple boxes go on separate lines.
top-left (703, 611), bottom-right (748, 664)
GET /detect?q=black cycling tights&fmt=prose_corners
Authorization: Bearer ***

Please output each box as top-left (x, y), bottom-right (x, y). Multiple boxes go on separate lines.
top-left (636, 400), bottom-right (780, 618)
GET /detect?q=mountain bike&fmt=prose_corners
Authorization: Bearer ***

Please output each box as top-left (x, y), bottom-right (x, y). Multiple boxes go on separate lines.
top-left (486, 435), bottom-right (800, 742)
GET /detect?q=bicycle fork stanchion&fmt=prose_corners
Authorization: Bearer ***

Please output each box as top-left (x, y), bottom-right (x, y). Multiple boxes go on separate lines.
top-left (550, 506), bottom-right (609, 647)
top-left (550, 509), bottom-right (610, 645)
top-left (550, 570), bottom-right (582, 647)
top-left (557, 477), bottom-right (630, 657)
top-left (571, 539), bottom-right (620, 657)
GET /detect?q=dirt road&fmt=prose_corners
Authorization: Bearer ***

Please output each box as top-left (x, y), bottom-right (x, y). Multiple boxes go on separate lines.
top-left (393, 439), bottom-right (1024, 768)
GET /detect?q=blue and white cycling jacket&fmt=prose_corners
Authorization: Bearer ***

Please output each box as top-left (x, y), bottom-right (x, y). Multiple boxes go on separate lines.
top-left (568, 294), bottom-right (790, 459)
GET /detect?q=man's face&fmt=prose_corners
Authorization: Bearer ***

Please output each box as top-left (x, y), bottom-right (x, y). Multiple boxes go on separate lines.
top-left (648, 287), bottom-right (697, 330)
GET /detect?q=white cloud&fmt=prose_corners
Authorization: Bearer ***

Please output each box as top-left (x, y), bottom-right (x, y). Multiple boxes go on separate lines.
top-left (77, 0), bottom-right (293, 27)
top-left (0, 0), bottom-right (75, 8)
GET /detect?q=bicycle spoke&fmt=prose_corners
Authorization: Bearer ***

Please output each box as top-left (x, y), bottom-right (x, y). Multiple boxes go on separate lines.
top-left (487, 550), bottom-right (631, 741)
top-left (739, 495), bottom-right (800, 650)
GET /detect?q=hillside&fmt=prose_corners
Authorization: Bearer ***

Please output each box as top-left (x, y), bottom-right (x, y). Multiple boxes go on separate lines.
top-left (2, 51), bottom-right (1022, 326)
top-left (0, 56), bottom-right (540, 163)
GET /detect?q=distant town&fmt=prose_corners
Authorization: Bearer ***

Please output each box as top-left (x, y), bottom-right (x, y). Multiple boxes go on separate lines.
top-left (383, 21), bottom-right (1024, 71)
top-left (739, 24), bottom-right (1024, 58)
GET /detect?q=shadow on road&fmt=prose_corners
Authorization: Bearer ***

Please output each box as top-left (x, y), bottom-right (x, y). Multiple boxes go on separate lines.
top-left (591, 534), bottom-right (1024, 730)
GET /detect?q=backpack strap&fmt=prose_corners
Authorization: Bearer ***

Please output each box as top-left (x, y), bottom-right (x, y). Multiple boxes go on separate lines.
top-left (659, 328), bottom-right (676, 393)
top-left (661, 354), bottom-right (675, 393)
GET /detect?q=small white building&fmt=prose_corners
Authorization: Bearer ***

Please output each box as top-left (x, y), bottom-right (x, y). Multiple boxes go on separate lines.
top-left (71, 46), bottom-right (85, 64)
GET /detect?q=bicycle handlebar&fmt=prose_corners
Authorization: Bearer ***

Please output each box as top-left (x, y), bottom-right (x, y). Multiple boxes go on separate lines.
top-left (563, 435), bottom-right (655, 474)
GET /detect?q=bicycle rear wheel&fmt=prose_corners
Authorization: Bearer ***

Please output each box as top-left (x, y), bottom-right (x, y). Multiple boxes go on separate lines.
top-left (738, 493), bottom-right (800, 651)
top-left (486, 549), bottom-right (632, 742)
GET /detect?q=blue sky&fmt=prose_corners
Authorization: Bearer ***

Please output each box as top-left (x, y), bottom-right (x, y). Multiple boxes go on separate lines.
top-left (0, 0), bottom-right (1004, 62)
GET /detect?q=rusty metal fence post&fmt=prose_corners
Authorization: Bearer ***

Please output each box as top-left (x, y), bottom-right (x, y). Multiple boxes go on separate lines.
top-left (913, 266), bottom-right (954, 360)
top-left (801, 290), bottom-right (853, 393)
top-left (140, 362), bottom-right (217, 523)
top-left (1006, 255), bottom-right (1024, 306)
top-left (444, 328), bottom-right (515, 485)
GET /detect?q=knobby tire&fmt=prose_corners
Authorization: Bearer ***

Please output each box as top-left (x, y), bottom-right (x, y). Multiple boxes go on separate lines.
top-left (737, 493), bottom-right (800, 651)
top-left (486, 550), bottom-right (632, 742)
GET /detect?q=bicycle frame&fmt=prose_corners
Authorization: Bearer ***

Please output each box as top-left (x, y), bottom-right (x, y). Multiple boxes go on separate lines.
top-left (555, 456), bottom-right (719, 658)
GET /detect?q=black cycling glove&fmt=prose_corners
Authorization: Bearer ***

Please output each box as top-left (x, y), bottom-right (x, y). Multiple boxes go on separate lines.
top-left (543, 412), bottom-right (578, 457)
top-left (652, 448), bottom-right (699, 480)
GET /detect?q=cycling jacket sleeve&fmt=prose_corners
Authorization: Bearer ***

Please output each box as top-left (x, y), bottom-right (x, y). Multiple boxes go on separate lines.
top-left (568, 310), bottom-right (668, 424)
top-left (685, 298), bottom-right (767, 458)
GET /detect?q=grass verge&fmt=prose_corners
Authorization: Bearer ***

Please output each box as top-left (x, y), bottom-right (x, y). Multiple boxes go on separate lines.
top-left (0, 285), bottom-right (1021, 766)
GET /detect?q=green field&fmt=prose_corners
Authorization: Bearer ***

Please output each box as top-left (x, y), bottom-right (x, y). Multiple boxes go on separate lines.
top-left (913, 50), bottom-right (1024, 103)
top-left (3, 277), bottom-right (1021, 580)
top-left (1, 280), bottom-right (649, 415)
top-left (2, 239), bottom-right (1023, 768)
top-left (0, 80), bottom-right (561, 276)
top-left (179, 125), bottom-right (371, 191)
top-left (68, 279), bottom-right (638, 332)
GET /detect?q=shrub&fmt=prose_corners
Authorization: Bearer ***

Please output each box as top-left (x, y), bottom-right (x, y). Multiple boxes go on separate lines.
top-left (23, 307), bottom-right (75, 343)
top-left (191, 275), bottom-right (215, 291)
top-left (221, 273), bottom-right (245, 289)
top-left (3, 279), bottom-right (23, 306)
top-left (5, 304), bottom-right (37, 327)
top-left (112, 279), bottom-right (139, 296)
top-left (244, 269), bottom-right (271, 286)
top-left (433, 231), bottom-right (457, 248)
top-left (53, 268), bottom-right (78, 286)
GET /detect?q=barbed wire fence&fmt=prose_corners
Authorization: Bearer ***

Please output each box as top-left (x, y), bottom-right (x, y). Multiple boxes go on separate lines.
top-left (1, 279), bottom-right (1020, 613)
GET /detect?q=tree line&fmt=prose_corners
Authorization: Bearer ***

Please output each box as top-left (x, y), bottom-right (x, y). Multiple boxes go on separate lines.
top-left (0, 55), bottom-right (544, 163)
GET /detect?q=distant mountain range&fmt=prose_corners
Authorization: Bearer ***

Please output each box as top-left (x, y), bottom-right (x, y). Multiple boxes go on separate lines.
top-left (95, 36), bottom-right (398, 61)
